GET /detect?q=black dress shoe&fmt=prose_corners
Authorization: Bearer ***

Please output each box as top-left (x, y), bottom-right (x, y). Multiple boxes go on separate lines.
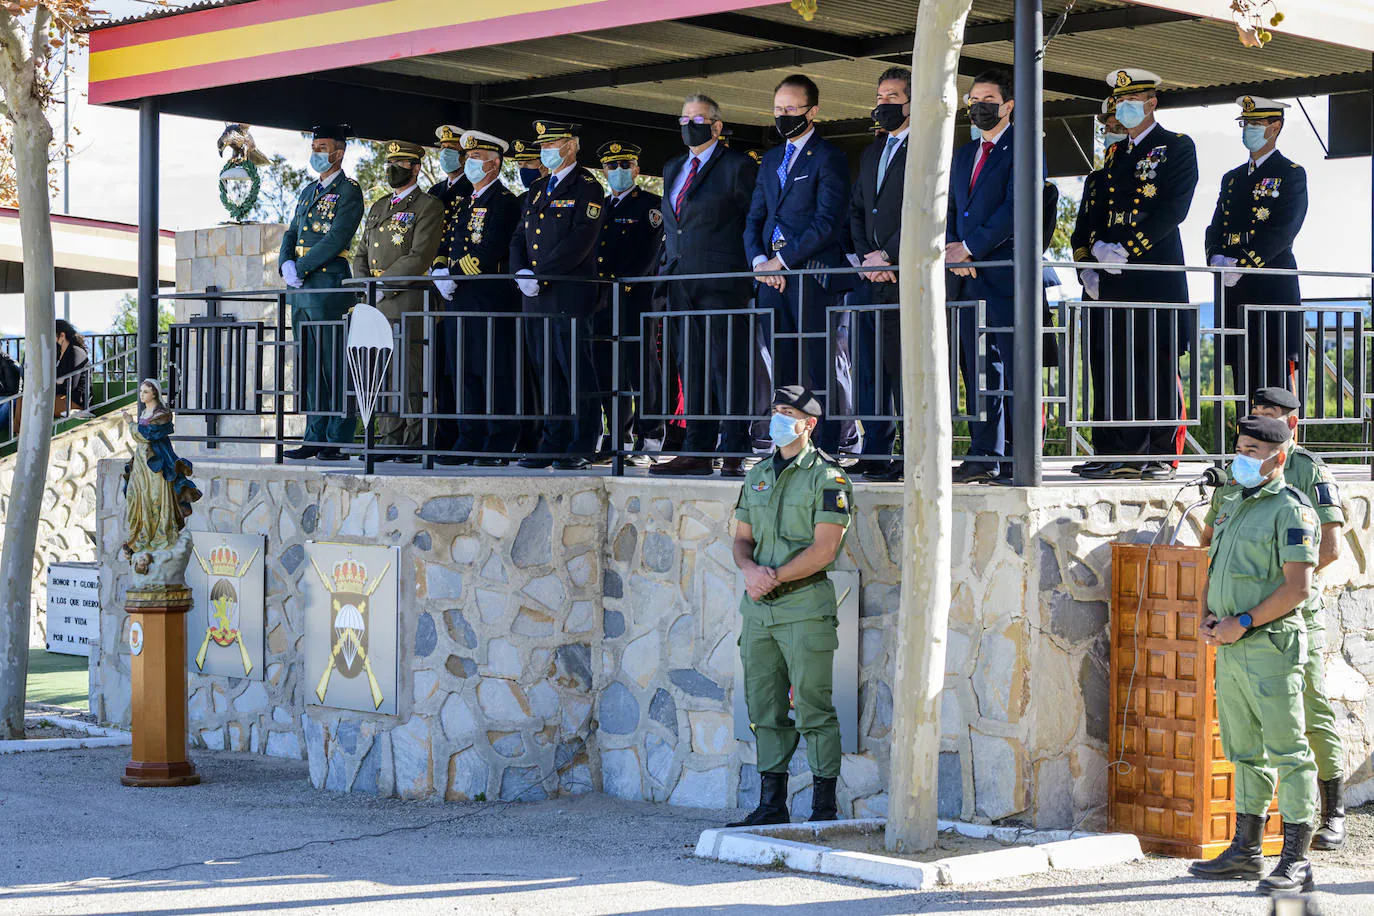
top-left (318, 448), bottom-right (349, 461)
top-left (1079, 461), bottom-right (1140, 480)
top-left (1140, 461), bottom-right (1177, 481)
top-left (953, 462), bottom-right (995, 483)
top-left (863, 463), bottom-right (904, 482)
top-left (394, 454), bottom-right (422, 464)
top-left (553, 457), bottom-right (591, 470)
top-left (435, 455), bottom-right (472, 466)
top-left (283, 446), bottom-right (320, 460)
top-left (371, 455), bottom-right (395, 463)
top-left (473, 458), bottom-right (510, 468)
top-left (720, 458), bottom-right (746, 478)
top-left (1071, 461), bottom-right (1105, 475)
top-left (518, 456), bottom-right (554, 469)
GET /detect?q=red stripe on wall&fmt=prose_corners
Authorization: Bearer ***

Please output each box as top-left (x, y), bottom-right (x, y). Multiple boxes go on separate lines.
top-left (93, 0), bottom-right (383, 52)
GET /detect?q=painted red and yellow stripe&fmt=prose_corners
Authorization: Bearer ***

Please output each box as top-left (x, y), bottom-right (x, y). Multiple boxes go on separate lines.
top-left (90, 0), bottom-right (773, 105)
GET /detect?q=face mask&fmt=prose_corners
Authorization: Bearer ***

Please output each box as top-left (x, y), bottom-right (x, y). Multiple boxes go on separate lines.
top-left (1230, 453), bottom-right (1267, 489)
top-left (519, 167), bottom-right (543, 188)
top-left (1102, 131), bottom-right (1127, 148)
top-left (439, 148), bottom-right (463, 175)
top-left (682, 121), bottom-right (714, 147)
top-left (386, 163), bottom-right (413, 189)
top-left (606, 167), bottom-right (634, 194)
top-left (464, 157), bottom-right (489, 185)
top-left (968, 101), bottom-right (1003, 131)
top-left (768, 412), bottom-right (803, 449)
top-left (775, 112), bottom-right (811, 140)
top-left (1242, 124), bottom-right (1270, 153)
top-left (969, 125), bottom-right (982, 142)
top-left (871, 103), bottom-right (907, 133)
top-left (309, 151), bottom-right (333, 174)
top-left (1115, 99), bottom-right (1147, 129)
top-left (540, 147), bottom-right (565, 171)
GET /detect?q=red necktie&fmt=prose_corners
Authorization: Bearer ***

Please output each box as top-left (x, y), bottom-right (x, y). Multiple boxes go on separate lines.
top-left (968, 140), bottom-right (995, 190)
top-left (674, 156), bottom-right (700, 216)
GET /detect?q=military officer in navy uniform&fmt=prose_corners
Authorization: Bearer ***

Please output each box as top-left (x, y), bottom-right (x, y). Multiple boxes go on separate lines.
top-left (430, 130), bottom-right (522, 466)
top-left (510, 119), bottom-right (608, 469)
top-left (1081, 68), bottom-right (1198, 481)
top-left (428, 124), bottom-right (474, 265)
top-left (1205, 96), bottom-right (1308, 394)
top-left (508, 136), bottom-right (549, 456)
top-left (280, 124), bottom-right (364, 461)
top-left (595, 140), bottom-right (665, 461)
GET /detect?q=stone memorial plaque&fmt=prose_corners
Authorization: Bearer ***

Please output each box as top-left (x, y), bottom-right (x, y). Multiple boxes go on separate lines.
top-left (46, 562), bottom-right (100, 657)
top-left (304, 542), bottom-right (400, 716)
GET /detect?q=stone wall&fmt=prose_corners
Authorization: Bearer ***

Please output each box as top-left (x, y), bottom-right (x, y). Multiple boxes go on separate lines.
top-left (0, 413), bottom-right (132, 645)
top-left (90, 461), bottom-right (1374, 826)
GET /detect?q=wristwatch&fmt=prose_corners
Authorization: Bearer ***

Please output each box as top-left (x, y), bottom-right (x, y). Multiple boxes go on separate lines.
top-left (1236, 612), bottom-right (1254, 630)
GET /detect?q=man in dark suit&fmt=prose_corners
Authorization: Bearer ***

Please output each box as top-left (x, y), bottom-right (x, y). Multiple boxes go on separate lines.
top-left (651, 94), bottom-right (760, 477)
top-left (744, 73), bottom-right (853, 454)
top-left (510, 119), bottom-right (607, 470)
top-left (946, 69), bottom-right (1019, 483)
top-left (848, 67), bottom-right (910, 482)
top-left (1205, 96), bottom-right (1307, 394)
top-left (430, 130), bottom-right (522, 466)
top-left (1080, 68), bottom-right (1197, 481)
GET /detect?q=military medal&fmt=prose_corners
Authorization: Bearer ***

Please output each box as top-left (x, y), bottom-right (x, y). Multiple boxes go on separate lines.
top-left (1255, 207), bottom-right (1271, 221)
top-left (1142, 184), bottom-right (1157, 198)
top-left (391, 233), bottom-right (405, 245)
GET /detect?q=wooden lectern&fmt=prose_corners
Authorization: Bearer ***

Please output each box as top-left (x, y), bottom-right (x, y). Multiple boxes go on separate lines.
top-left (1109, 543), bottom-right (1281, 857)
top-left (122, 587), bottom-right (201, 787)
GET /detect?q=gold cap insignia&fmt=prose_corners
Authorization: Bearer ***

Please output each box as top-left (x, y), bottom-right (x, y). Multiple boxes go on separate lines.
top-left (464, 135), bottom-right (477, 149)
top-left (387, 141), bottom-right (400, 154)
top-left (1243, 96), bottom-right (1255, 112)
top-left (535, 122), bottom-right (546, 135)
top-left (610, 143), bottom-right (621, 153)
top-left (1116, 70), bottom-right (1131, 87)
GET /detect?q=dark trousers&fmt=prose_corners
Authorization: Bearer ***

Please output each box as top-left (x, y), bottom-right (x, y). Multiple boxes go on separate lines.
top-left (593, 292), bottom-right (665, 446)
top-left (757, 276), bottom-right (840, 453)
top-left (292, 305), bottom-right (356, 446)
top-left (1087, 305), bottom-right (1184, 460)
top-left (1222, 284), bottom-right (1302, 393)
top-left (957, 304), bottom-right (1013, 472)
top-left (435, 313), bottom-right (519, 454)
top-left (665, 282), bottom-right (753, 454)
top-left (524, 313), bottom-right (602, 456)
top-left (852, 280), bottom-right (901, 461)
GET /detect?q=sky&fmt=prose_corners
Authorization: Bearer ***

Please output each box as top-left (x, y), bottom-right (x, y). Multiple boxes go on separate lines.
top-left (1, 0), bottom-right (1371, 334)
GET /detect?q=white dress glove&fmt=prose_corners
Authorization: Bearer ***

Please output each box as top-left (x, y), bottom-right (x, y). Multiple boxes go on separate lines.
top-left (430, 266), bottom-right (456, 301)
top-left (516, 269), bottom-right (539, 298)
top-left (281, 260), bottom-right (303, 289)
top-left (1081, 269), bottom-right (1100, 301)
top-left (1091, 240), bottom-right (1128, 275)
top-left (1210, 254), bottom-right (1242, 288)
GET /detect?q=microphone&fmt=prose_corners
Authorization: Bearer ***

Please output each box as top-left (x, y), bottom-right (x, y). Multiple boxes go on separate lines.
top-left (1191, 466), bottom-right (1227, 488)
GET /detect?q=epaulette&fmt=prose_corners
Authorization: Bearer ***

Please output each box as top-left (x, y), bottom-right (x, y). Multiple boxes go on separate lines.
top-left (1284, 484), bottom-right (1314, 509)
top-left (815, 448), bottom-right (844, 468)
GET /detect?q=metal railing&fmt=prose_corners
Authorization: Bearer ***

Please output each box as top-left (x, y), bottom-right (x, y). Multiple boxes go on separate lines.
top-left (0, 332), bottom-right (140, 452)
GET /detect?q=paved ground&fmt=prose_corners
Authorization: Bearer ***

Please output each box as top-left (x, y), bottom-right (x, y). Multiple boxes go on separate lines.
top-left (3, 747), bottom-right (1372, 915)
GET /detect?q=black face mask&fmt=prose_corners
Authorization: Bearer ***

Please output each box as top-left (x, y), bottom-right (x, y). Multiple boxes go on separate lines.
top-left (386, 163), bottom-right (414, 189)
top-left (871, 103), bottom-right (908, 133)
top-left (682, 121), bottom-right (714, 148)
top-left (519, 167), bottom-right (543, 188)
top-left (775, 112), bottom-right (811, 140)
top-left (968, 101), bottom-right (1004, 132)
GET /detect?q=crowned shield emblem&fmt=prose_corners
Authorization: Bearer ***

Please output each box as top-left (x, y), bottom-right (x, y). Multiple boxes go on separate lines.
top-left (311, 554), bottom-right (391, 709)
top-left (193, 542), bottom-right (259, 675)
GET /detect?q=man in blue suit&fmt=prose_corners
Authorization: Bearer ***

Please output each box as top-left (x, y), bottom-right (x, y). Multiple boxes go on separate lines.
top-left (744, 73), bottom-right (854, 453)
top-left (946, 70), bottom-right (1018, 483)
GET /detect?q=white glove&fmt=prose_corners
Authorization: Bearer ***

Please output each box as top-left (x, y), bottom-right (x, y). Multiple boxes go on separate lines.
top-left (1091, 240), bottom-right (1128, 275)
top-left (281, 260), bottom-right (303, 289)
top-left (516, 269), bottom-right (539, 298)
top-left (430, 267), bottom-right (456, 301)
top-left (1081, 269), bottom-right (1100, 301)
top-left (1210, 254), bottom-right (1242, 288)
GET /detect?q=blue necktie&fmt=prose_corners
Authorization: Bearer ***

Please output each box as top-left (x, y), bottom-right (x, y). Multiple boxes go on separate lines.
top-left (771, 143), bottom-right (797, 249)
top-left (877, 136), bottom-right (901, 187)
top-left (547, 173), bottom-right (558, 196)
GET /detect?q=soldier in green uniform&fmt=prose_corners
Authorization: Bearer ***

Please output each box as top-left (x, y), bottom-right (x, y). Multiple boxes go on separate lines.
top-left (1200, 386), bottom-right (1348, 849)
top-left (1188, 414), bottom-right (1319, 895)
top-left (730, 385), bottom-right (853, 826)
top-left (352, 140), bottom-right (446, 459)
top-left (280, 124), bottom-right (364, 461)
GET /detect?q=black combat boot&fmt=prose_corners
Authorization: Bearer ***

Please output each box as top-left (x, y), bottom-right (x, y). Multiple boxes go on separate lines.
top-left (1312, 778), bottom-right (1346, 850)
top-left (1187, 812), bottom-right (1265, 880)
top-left (1257, 820), bottom-right (1315, 894)
top-left (809, 776), bottom-right (838, 822)
top-left (728, 771), bottom-right (790, 827)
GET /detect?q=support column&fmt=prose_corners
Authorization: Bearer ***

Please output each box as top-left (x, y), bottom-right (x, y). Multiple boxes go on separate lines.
top-left (1011, 0), bottom-right (1044, 486)
top-left (137, 98), bottom-right (160, 382)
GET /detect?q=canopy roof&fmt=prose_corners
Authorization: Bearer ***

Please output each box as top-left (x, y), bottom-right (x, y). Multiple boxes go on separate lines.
top-left (0, 210), bottom-right (175, 294)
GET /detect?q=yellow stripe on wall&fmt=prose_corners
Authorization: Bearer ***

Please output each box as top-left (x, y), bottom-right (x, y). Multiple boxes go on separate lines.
top-left (90, 0), bottom-right (597, 82)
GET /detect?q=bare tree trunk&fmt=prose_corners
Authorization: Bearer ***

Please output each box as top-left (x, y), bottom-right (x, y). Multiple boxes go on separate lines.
top-left (0, 9), bottom-right (58, 739)
top-left (885, 0), bottom-right (973, 853)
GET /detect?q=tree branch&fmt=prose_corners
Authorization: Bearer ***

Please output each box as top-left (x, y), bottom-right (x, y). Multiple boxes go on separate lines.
top-left (31, 5), bottom-right (52, 67)
top-left (0, 9), bottom-right (30, 72)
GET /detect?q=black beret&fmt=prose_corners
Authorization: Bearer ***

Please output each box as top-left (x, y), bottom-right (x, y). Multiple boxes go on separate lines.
top-left (311, 124), bottom-right (351, 143)
top-left (773, 385), bottom-right (822, 418)
top-left (1236, 414), bottom-right (1292, 445)
top-left (1252, 386), bottom-right (1300, 411)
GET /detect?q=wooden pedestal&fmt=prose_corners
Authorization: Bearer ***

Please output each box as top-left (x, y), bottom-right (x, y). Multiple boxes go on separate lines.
top-left (122, 587), bottom-right (201, 787)
top-left (1108, 543), bottom-right (1281, 858)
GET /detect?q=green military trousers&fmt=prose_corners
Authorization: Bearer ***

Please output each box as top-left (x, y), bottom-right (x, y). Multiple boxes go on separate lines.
top-left (290, 269), bottom-right (357, 446)
top-left (1216, 627), bottom-right (1318, 825)
top-left (740, 615), bottom-right (841, 779)
top-left (1302, 609), bottom-right (1345, 782)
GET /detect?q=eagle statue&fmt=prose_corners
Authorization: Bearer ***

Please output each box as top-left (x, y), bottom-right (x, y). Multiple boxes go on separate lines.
top-left (216, 123), bottom-right (271, 165)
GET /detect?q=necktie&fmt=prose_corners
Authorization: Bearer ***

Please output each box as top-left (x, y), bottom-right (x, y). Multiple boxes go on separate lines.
top-left (547, 173), bottom-right (558, 197)
top-left (674, 156), bottom-right (699, 216)
top-left (877, 135), bottom-right (901, 188)
top-left (968, 140), bottom-right (994, 191)
top-left (777, 142), bottom-right (796, 189)
top-left (1248, 161), bottom-right (1256, 176)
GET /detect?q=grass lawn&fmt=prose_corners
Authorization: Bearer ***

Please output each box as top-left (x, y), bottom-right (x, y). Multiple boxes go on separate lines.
top-left (26, 647), bottom-right (89, 711)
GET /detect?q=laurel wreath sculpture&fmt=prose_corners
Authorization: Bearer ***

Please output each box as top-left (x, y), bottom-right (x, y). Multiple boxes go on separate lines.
top-left (218, 157), bottom-right (262, 223)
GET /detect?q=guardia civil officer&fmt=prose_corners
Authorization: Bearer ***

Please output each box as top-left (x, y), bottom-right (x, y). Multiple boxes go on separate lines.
top-left (731, 385), bottom-right (853, 826)
top-left (352, 140), bottom-right (446, 458)
top-left (1081, 69), bottom-right (1197, 481)
top-left (595, 140), bottom-right (665, 461)
top-left (1188, 413), bottom-right (1320, 894)
top-left (1201, 386), bottom-right (1348, 849)
top-left (1205, 96), bottom-right (1308, 392)
top-left (510, 120), bottom-right (607, 469)
top-left (509, 139), bottom-right (548, 203)
top-left (279, 124), bottom-right (364, 461)
top-left (430, 131), bottom-right (522, 466)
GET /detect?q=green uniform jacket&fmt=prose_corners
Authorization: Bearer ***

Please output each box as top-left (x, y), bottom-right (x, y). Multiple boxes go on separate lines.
top-left (351, 187), bottom-right (446, 304)
top-left (734, 441), bottom-right (854, 625)
top-left (1206, 474), bottom-right (1319, 633)
top-left (279, 173), bottom-right (364, 316)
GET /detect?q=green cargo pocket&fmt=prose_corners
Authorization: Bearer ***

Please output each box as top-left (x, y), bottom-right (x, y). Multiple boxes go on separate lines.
top-left (1256, 672), bottom-right (1302, 698)
top-left (804, 628), bottom-right (839, 653)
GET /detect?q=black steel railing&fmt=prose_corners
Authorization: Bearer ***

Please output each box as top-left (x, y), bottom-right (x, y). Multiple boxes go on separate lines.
top-left (0, 332), bottom-right (140, 452)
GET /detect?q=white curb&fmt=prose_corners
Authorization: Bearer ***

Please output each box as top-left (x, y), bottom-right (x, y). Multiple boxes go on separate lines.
top-left (935, 845), bottom-right (1051, 886)
top-left (1039, 834), bottom-right (1146, 871)
top-left (0, 716), bottom-right (132, 754)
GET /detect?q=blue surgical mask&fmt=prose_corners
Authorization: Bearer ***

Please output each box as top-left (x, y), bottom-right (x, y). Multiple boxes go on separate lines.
top-left (464, 157), bottom-right (488, 185)
top-left (1230, 453), bottom-right (1267, 489)
top-left (1102, 131), bottom-right (1127, 148)
top-left (439, 147), bottom-right (463, 175)
top-left (540, 147), bottom-right (564, 171)
top-left (1242, 124), bottom-right (1270, 153)
top-left (519, 167), bottom-right (543, 188)
top-left (969, 125), bottom-right (982, 142)
top-left (309, 151), bottom-right (332, 174)
top-left (768, 413), bottom-right (802, 449)
top-left (606, 168), bottom-right (634, 194)
top-left (1115, 99), bottom-right (1147, 130)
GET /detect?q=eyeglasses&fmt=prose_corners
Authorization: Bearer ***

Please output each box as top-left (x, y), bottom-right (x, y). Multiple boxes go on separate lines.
top-left (678, 116), bottom-right (717, 125)
top-left (603, 161), bottom-right (634, 170)
top-left (772, 105), bottom-right (812, 116)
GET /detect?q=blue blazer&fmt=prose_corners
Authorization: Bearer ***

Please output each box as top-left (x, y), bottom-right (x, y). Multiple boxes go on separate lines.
top-left (947, 126), bottom-right (1017, 321)
top-left (744, 132), bottom-right (852, 290)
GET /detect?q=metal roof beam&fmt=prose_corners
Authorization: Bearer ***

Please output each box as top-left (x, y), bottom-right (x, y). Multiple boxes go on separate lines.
top-left (677, 12), bottom-right (863, 57)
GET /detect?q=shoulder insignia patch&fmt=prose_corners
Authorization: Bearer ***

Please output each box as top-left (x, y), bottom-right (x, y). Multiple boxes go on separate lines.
top-left (1286, 527), bottom-right (1314, 548)
top-left (822, 489), bottom-right (849, 514)
top-left (587, 202), bottom-right (603, 219)
top-left (1315, 481), bottom-right (1340, 508)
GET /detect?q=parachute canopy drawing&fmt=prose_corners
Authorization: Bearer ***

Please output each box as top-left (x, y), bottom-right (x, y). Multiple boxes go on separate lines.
top-left (345, 304), bottom-right (394, 428)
